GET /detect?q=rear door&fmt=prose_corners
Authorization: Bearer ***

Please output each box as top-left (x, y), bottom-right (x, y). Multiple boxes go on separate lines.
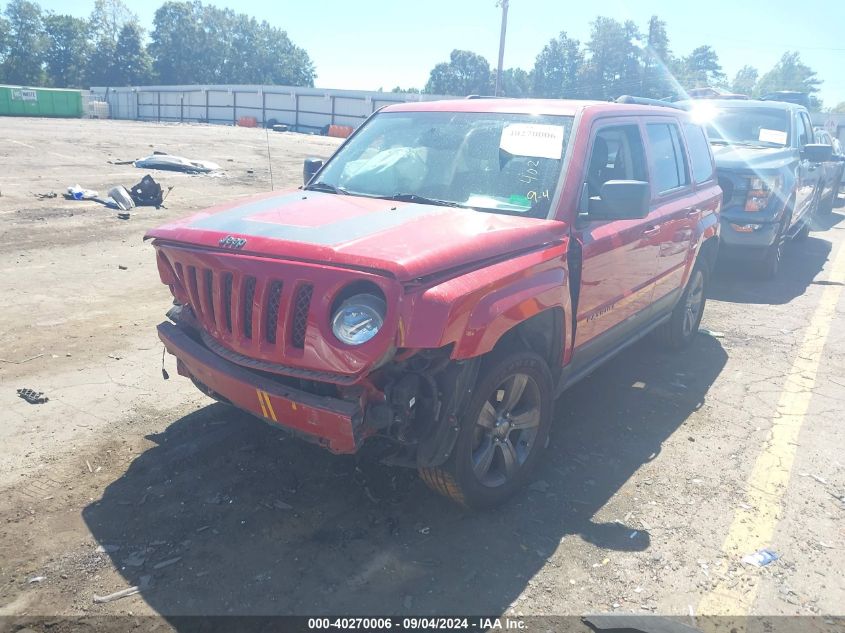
top-left (571, 119), bottom-right (657, 360)
top-left (643, 118), bottom-right (696, 307)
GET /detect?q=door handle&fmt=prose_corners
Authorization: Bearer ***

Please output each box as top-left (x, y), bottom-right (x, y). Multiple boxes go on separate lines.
top-left (642, 225), bottom-right (661, 237)
top-left (686, 208), bottom-right (701, 218)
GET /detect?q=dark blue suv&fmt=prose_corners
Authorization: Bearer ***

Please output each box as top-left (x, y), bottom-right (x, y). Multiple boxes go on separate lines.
top-left (679, 99), bottom-right (832, 277)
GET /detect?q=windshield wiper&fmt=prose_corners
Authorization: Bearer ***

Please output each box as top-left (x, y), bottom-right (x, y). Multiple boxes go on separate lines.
top-left (304, 182), bottom-right (349, 195)
top-left (380, 193), bottom-right (467, 208)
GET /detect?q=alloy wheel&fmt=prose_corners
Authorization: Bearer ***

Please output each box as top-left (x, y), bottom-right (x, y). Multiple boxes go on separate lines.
top-left (471, 372), bottom-right (542, 488)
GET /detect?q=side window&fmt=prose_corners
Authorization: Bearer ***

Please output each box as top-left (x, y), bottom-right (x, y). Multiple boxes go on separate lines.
top-left (647, 123), bottom-right (690, 193)
top-left (796, 114), bottom-right (809, 147)
top-left (586, 124), bottom-right (647, 198)
top-left (802, 114), bottom-right (814, 146)
top-left (683, 122), bottom-right (714, 184)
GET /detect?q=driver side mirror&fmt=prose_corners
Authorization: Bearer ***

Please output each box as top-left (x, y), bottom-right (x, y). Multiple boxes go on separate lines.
top-left (303, 157), bottom-right (324, 185)
top-left (588, 180), bottom-right (651, 220)
top-left (802, 144), bottom-right (833, 163)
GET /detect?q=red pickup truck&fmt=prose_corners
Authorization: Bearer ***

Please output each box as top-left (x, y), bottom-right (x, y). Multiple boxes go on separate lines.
top-left (147, 98), bottom-right (720, 508)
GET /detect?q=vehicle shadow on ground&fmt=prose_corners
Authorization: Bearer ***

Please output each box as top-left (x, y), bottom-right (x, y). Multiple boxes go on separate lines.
top-left (83, 334), bottom-right (726, 620)
top-left (709, 231), bottom-right (836, 305)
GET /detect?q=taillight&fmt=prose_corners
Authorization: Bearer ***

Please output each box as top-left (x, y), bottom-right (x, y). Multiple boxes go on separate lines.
top-left (744, 176), bottom-right (782, 212)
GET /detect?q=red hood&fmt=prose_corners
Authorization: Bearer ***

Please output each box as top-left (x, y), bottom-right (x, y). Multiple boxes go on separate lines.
top-left (145, 189), bottom-right (566, 281)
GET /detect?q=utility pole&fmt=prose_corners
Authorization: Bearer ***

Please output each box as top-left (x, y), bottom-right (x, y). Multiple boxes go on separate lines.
top-left (494, 0), bottom-right (509, 96)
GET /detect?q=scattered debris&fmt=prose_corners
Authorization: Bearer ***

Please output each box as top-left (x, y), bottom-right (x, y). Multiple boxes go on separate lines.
top-left (66, 185), bottom-right (99, 200)
top-left (85, 460), bottom-right (93, 473)
top-left (632, 381), bottom-right (646, 389)
top-left (118, 265), bottom-right (128, 270)
top-left (28, 576), bottom-right (46, 584)
top-left (1, 353), bottom-right (44, 364)
top-left (33, 192), bottom-right (57, 199)
top-left (272, 500), bottom-right (293, 511)
top-left (134, 154), bottom-right (220, 174)
top-left (152, 556), bottom-right (182, 570)
top-left (108, 186), bottom-right (135, 211)
top-left (742, 548), bottom-right (780, 567)
top-left (800, 472), bottom-right (829, 485)
top-left (418, 526), bottom-right (430, 535)
top-left (16, 388), bottom-right (49, 404)
top-left (699, 328), bottom-right (725, 338)
top-left (129, 175), bottom-right (169, 208)
top-left (93, 576), bottom-right (150, 604)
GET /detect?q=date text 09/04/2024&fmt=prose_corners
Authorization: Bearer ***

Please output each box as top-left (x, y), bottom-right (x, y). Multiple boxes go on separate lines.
top-left (307, 617), bottom-right (526, 630)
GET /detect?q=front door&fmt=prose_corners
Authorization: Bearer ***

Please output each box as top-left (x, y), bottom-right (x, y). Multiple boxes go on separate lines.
top-left (571, 120), bottom-right (657, 363)
top-left (794, 110), bottom-right (819, 223)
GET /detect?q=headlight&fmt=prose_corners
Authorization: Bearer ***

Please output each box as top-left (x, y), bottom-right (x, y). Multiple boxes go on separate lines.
top-left (744, 175), bottom-right (782, 212)
top-left (331, 293), bottom-right (386, 345)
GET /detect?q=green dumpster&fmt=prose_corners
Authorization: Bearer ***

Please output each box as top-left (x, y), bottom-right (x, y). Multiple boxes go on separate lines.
top-left (0, 85), bottom-right (84, 118)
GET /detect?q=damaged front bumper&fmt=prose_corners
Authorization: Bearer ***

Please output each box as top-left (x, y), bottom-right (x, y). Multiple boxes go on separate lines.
top-left (158, 321), bottom-right (365, 454)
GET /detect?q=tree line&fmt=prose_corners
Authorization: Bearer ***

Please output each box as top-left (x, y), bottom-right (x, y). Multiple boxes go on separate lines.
top-left (0, 0), bottom-right (316, 88)
top-left (0, 2), bottom-right (832, 111)
top-left (410, 16), bottom-right (827, 111)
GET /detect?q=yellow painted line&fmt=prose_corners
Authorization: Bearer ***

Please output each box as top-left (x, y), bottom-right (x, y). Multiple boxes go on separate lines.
top-left (262, 391), bottom-right (278, 422)
top-left (256, 389), bottom-right (269, 418)
top-left (699, 244), bottom-right (845, 615)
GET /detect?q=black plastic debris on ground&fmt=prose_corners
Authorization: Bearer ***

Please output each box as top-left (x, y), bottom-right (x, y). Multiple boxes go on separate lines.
top-left (17, 388), bottom-right (49, 404)
top-left (129, 175), bottom-right (167, 208)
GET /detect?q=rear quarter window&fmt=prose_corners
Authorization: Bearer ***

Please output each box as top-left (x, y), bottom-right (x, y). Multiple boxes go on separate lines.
top-left (683, 122), bottom-right (715, 184)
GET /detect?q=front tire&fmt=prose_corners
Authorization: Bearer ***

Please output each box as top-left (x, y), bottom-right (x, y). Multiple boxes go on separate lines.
top-left (656, 262), bottom-right (707, 350)
top-left (419, 351), bottom-right (553, 509)
top-left (759, 214), bottom-right (789, 279)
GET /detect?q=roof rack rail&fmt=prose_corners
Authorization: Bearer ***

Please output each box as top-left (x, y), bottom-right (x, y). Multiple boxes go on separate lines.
top-left (466, 94), bottom-right (506, 99)
top-left (615, 95), bottom-right (684, 110)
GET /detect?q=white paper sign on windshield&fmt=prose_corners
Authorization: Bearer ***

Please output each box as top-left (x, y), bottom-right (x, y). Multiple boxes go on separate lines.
top-left (500, 123), bottom-right (564, 159)
top-left (758, 128), bottom-right (787, 145)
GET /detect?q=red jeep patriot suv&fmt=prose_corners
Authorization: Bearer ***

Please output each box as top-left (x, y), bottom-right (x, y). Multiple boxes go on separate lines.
top-left (147, 98), bottom-right (720, 508)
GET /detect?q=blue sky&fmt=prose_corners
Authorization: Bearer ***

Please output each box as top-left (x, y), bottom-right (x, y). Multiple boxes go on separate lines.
top-left (29, 0), bottom-right (845, 107)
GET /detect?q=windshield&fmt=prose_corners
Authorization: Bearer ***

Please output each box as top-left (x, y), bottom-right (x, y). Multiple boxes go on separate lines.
top-left (309, 111), bottom-right (574, 218)
top-left (704, 107), bottom-right (791, 148)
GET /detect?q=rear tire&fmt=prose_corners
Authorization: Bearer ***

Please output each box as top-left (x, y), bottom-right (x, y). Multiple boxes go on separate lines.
top-left (419, 350), bottom-right (553, 509)
top-left (656, 263), bottom-right (708, 350)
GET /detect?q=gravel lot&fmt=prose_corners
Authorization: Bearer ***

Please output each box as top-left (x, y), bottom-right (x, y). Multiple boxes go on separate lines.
top-left (1, 118), bottom-right (843, 627)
